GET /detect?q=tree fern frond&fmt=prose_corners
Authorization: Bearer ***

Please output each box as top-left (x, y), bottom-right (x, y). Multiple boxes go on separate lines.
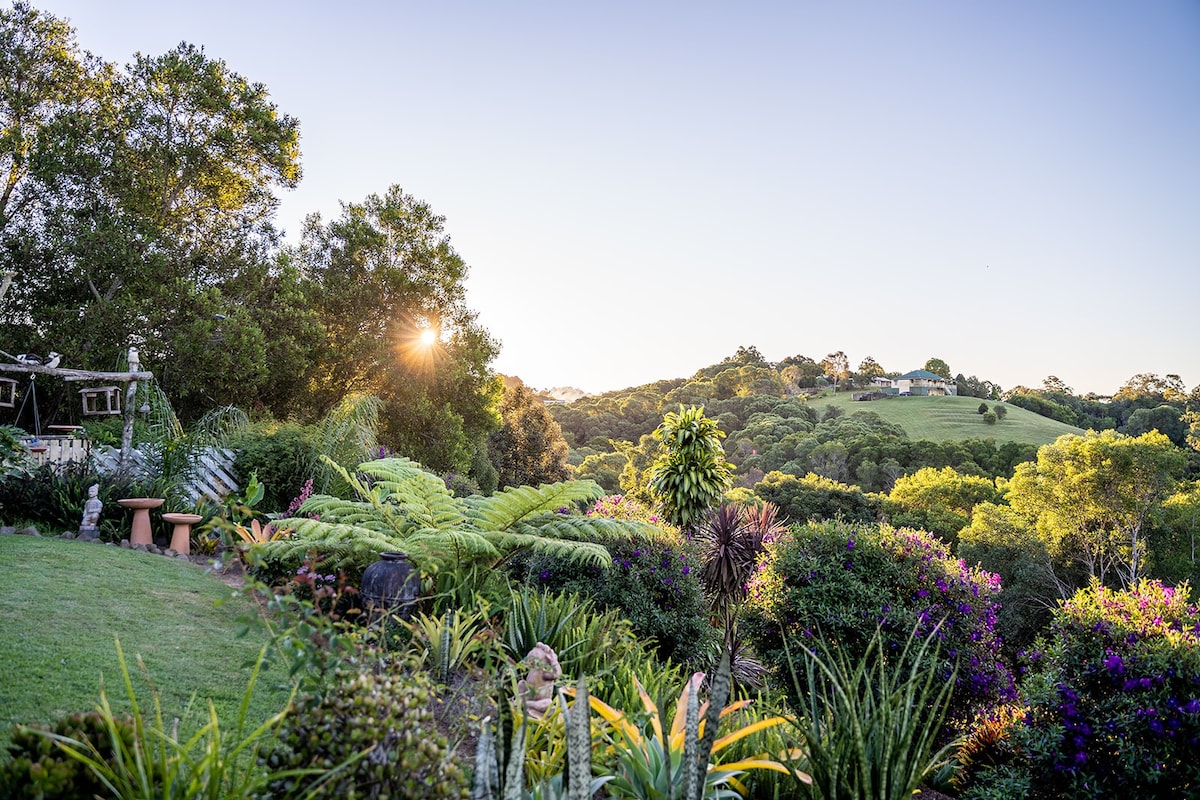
top-left (403, 528), bottom-right (504, 570)
top-left (484, 530), bottom-right (613, 569)
top-left (294, 495), bottom-right (411, 536)
top-left (354, 458), bottom-right (467, 531)
top-left (464, 480), bottom-right (605, 531)
top-left (513, 515), bottom-right (675, 546)
top-left (252, 520), bottom-right (402, 571)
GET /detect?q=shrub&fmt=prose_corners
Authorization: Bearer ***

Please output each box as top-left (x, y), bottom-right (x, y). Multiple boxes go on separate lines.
top-left (784, 623), bottom-right (959, 800)
top-left (742, 521), bottom-right (1015, 734)
top-left (229, 422), bottom-right (319, 512)
top-left (508, 495), bottom-right (716, 665)
top-left (978, 403), bottom-right (990, 415)
top-left (962, 580), bottom-right (1200, 799)
top-left (983, 411), bottom-right (998, 425)
top-left (262, 660), bottom-right (468, 799)
top-left (0, 711), bottom-right (137, 799)
top-left (753, 471), bottom-right (880, 525)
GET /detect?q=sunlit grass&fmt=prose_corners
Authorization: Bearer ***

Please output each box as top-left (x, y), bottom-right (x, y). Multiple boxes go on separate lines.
top-left (0, 535), bottom-right (288, 749)
top-left (814, 392), bottom-right (1083, 444)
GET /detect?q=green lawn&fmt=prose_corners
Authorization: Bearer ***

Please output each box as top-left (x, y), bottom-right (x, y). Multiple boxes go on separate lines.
top-left (813, 391), bottom-right (1084, 445)
top-left (0, 535), bottom-right (290, 749)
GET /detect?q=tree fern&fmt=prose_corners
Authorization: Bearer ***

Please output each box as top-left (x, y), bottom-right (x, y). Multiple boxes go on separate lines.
top-left (254, 457), bottom-right (676, 586)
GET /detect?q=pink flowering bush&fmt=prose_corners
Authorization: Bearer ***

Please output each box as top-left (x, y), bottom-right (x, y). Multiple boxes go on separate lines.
top-left (742, 520), bottom-right (1015, 734)
top-left (963, 579), bottom-right (1200, 799)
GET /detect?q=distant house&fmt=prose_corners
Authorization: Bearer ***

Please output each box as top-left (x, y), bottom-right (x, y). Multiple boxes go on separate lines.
top-left (888, 369), bottom-right (956, 396)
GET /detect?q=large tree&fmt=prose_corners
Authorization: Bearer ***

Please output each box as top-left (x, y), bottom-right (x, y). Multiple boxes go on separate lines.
top-left (0, 9), bottom-right (307, 420)
top-left (994, 430), bottom-right (1187, 593)
top-left (488, 378), bottom-right (571, 489)
top-left (294, 186), bottom-right (501, 483)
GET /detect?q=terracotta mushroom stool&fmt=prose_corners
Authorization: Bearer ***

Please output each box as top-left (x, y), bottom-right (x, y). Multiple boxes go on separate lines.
top-left (118, 497), bottom-right (164, 547)
top-left (162, 513), bottom-right (203, 555)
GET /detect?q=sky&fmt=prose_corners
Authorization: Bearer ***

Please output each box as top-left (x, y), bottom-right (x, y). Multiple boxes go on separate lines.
top-left (30, 1), bottom-right (1200, 397)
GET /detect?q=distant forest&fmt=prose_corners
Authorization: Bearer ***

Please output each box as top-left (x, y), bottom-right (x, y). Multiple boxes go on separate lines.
top-left (547, 347), bottom-right (1199, 496)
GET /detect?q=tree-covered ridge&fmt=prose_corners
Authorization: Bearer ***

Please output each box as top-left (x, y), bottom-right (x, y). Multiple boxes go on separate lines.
top-left (552, 347), bottom-right (1197, 497)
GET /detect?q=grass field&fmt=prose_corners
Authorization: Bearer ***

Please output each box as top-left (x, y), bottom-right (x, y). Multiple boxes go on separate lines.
top-left (0, 535), bottom-right (289, 749)
top-left (812, 391), bottom-right (1084, 445)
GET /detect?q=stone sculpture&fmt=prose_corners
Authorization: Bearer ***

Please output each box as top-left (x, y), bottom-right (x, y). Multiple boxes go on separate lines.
top-left (517, 642), bottom-right (562, 719)
top-left (79, 483), bottom-right (102, 539)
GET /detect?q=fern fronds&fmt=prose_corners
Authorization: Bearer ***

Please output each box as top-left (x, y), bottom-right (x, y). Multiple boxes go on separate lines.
top-left (464, 481), bottom-right (605, 531)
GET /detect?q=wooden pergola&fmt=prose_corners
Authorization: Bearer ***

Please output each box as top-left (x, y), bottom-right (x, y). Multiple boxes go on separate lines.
top-left (0, 359), bottom-right (154, 473)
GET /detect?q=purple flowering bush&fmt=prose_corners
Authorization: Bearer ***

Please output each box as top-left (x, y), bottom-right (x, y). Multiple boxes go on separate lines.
top-left (742, 520), bottom-right (1015, 733)
top-left (963, 579), bottom-right (1200, 799)
top-left (506, 494), bottom-right (716, 664)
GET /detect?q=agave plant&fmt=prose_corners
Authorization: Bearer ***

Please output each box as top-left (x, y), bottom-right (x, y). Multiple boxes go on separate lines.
top-left (253, 456), bottom-right (673, 588)
top-left (587, 656), bottom-right (796, 800)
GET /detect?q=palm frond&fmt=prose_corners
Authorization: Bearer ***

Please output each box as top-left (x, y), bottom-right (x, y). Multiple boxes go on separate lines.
top-left (315, 393), bottom-right (381, 493)
top-left (464, 480), bottom-right (605, 531)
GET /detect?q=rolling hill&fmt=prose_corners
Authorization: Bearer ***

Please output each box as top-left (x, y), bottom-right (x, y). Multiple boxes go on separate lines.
top-left (814, 392), bottom-right (1084, 445)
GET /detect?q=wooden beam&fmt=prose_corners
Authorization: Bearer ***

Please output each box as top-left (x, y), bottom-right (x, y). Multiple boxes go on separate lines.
top-left (0, 363), bottom-right (153, 382)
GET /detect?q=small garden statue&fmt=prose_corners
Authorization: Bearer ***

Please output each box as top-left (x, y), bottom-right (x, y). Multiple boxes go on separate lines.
top-left (78, 484), bottom-right (101, 539)
top-left (517, 642), bottom-right (561, 719)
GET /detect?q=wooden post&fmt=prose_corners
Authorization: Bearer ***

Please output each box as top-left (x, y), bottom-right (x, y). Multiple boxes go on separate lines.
top-left (120, 348), bottom-right (140, 475)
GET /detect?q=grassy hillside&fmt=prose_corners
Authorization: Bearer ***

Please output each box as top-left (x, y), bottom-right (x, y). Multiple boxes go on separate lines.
top-left (814, 391), bottom-right (1084, 445)
top-left (0, 535), bottom-right (288, 749)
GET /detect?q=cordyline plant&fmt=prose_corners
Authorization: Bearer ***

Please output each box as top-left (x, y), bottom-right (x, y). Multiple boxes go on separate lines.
top-left (649, 406), bottom-right (734, 534)
top-left (253, 457), bottom-right (673, 589)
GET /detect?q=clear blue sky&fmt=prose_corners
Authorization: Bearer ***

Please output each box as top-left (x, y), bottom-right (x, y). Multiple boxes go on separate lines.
top-left (33, 1), bottom-right (1200, 396)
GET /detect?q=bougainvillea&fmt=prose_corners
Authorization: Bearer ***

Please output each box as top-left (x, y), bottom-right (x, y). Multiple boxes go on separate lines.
top-left (963, 579), bottom-right (1200, 799)
top-left (742, 520), bottom-right (1015, 733)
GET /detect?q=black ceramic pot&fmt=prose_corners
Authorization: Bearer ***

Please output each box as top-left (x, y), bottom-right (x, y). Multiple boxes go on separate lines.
top-left (359, 552), bottom-right (419, 619)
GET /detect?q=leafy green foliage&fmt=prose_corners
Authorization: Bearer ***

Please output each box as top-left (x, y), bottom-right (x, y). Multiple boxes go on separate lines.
top-left (1002, 430), bottom-right (1188, 591)
top-left (785, 623), bottom-right (959, 800)
top-left (754, 471), bottom-right (880, 525)
top-left (263, 660), bottom-right (468, 799)
top-left (229, 422), bottom-right (320, 512)
top-left (0, 711), bottom-right (137, 800)
top-left (489, 379), bottom-right (571, 490)
top-left (510, 516), bottom-right (715, 665)
top-left (886, 466), bottom-right (1000, 543)
top-left (649, 405), bottom-right (734, 533)
top-left (254, 457), bottom-right (669, 598)
top-left (743, 521), bottom-right (1015, 734)
top-left (503, 588), bottom-right (640, 680)
top-left (963, 580), bottom-right (1200, 799)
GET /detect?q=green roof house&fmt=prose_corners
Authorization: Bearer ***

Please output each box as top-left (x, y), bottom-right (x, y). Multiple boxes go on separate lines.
top-left (893, 369), bottom-right (955, 396)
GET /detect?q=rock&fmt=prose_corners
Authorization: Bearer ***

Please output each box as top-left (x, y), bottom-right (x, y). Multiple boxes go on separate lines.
top-left (132, 543), bottom-right (148, 552)
top-left (0, 526), bottom-right (14, 535)
top-left (164, 548), bottom-right (178, 558)
top-left (18, 526), bottom-right (39, 537)
top-left (61, 532), bottom-right (76, 540)
top-left (120, 539), bottom-right (131, 548)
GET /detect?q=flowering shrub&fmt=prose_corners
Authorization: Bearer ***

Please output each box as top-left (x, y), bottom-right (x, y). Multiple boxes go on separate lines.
top-left (507, 495), bottom-right (716, 664)
top-left (742, 520), bottom-right (1015, 733)
top-left (963, 579), bottom-right (1200, 799)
